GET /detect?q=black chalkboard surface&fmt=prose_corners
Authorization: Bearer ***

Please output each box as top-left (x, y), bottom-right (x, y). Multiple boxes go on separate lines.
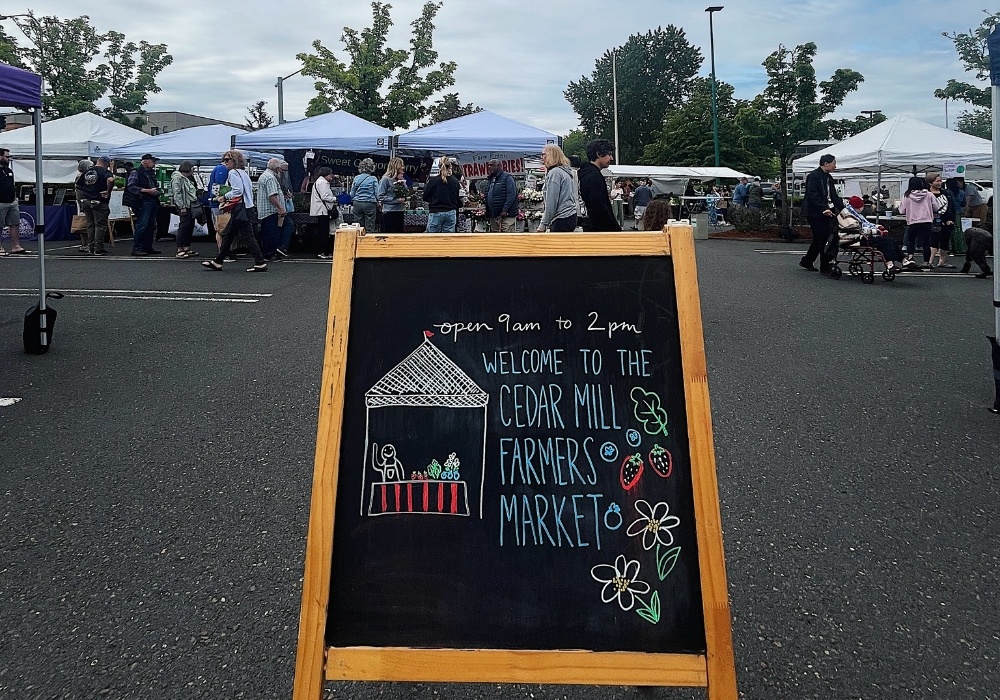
top-left (326, 255), bottom-right (705, 654)
top-left (294, 230), bottom-right (737, 698)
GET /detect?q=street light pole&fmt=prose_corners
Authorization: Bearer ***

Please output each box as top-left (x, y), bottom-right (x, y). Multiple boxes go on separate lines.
top-left (706, 6), bottom-right (724, 168)
top-left (611, 50), bottom-right (619, 162)
top-left (276, 68), bottom-right (303, 124)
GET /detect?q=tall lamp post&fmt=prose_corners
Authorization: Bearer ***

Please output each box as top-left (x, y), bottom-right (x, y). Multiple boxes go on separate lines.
top-left (705, 6), bottom-right (724, 168)
top-left (276, 68), bottom-right (303, 124)
top-left (611, 49), bottom-right (619, 162)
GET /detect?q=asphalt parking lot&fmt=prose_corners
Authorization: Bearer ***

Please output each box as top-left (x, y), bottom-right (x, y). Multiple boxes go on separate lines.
top-left (1, 235), bottom-right (998, 700)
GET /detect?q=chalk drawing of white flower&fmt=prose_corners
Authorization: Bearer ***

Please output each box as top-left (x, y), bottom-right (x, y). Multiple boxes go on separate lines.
top-left (626, 499), bottom-right (680, 550)
top-left (590, 555), bottom-right (650, 611)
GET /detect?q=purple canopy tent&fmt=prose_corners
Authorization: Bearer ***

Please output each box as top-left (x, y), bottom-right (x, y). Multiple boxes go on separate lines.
top-left (0, 62), bottom-right (51, 351)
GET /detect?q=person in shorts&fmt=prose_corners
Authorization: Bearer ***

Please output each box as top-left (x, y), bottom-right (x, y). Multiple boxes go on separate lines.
top-left (0, 147), bottom-right (28, 255)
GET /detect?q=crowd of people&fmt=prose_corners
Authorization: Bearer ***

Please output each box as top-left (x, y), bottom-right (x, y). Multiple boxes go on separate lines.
top-left (799, 154), bottom-right (992, 278)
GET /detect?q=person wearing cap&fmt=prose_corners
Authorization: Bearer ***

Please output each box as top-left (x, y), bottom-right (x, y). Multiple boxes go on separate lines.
top-left (170, 161), bottom-right (199, 259)
top-left (836, 195), bottom-right (905, 273)
top-left (746, 177), bottom-right (764, 209)
top-left (126, 153), bottom-right (162, 256)
top-left (75, 156), bottom-right (115, 256)
top-left (485, 158), bottom-right (519, 232)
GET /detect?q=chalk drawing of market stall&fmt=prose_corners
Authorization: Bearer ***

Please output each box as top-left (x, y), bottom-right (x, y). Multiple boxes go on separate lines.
top-left (362, 333), bottom-right (489, 519)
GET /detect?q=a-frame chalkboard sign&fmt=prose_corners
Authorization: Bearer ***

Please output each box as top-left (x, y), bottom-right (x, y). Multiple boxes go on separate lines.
top-left (293, 225), bottom-right (737, 700)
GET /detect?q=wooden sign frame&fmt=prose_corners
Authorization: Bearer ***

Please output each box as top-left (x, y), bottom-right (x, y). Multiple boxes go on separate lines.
top-left (293, 226), bottom-right (737, 700)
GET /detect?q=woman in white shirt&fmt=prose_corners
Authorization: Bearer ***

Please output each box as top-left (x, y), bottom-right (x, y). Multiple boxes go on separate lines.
top-left (310, 166), bottom-right (339, 259)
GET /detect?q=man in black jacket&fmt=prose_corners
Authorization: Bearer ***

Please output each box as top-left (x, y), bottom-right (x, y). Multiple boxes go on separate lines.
top-left (799, 154), bottom-right (843, 272)
top-left (579, 140), bottom-right (621, 232)
top-left (485, 159), bottom-right (519, 232)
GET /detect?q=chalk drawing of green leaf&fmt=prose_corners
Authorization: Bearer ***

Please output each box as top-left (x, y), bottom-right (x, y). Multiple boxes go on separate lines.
top-left (630, 387), bottom-right (669, 437)
top-left (635, 591), bottom-right (661, 624)
top-left (656, 545), bottom-right (682, 581)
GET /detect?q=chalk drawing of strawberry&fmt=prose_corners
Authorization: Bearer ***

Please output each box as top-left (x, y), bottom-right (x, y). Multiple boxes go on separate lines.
top-left (620, 454), bottom-right (644, 491)
top-left (648, 444), bottom-right (673, 478)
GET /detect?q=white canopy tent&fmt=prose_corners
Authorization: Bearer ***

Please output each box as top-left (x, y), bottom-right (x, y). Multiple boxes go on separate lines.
top-left (233, 110), bottom-right (393, 153)
top-left (110, 124), bottom-right (279, 167)
top-left (792, 115), bottom-right (993, 174)
top-left (606, 165), bottom-right (752, 180)
top-left (4, 111), bottom-right (146, 183)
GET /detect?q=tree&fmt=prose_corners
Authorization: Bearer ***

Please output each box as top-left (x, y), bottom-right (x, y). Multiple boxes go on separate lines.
top-left (426, 93), bottom-right (481, 125)
top-left (9, 12), bottom-right (171, 124)
top-left (737, 42), bottom-right (863, 222)
top-left (937, 10), bottom-right (999, 137)
top-left (297, 1), bottom-right (456, 129)
top-left (639, 77), bottom-right (774, 176)
top-left (561, 129), bottom-right (590, 162)
top-left (0, 26), bottom-right (24, 68)
top-left (100, 30), bottom-right (173, 128)
top-left (245, 100), bottom-right (275, 131)
top-left (565, 26), bottom-right (702, 164)
top-left (822, 111), bottom-right (888, 140)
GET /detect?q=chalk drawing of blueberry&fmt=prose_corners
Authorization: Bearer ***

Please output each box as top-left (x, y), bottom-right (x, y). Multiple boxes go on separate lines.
top-left (626, 429), bottom-right (641, 447)
top-left (600, 441), bottom-right (619, 463)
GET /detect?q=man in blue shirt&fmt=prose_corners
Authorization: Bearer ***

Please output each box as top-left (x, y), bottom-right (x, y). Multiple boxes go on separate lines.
top-left (731, 177), bottom-right (749, 207)
top-left (207, 156), bottom-right (230, 253)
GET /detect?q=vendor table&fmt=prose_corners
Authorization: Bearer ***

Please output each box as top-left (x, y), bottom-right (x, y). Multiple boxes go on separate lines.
top-left (8, 204), bottom-right (76, 242)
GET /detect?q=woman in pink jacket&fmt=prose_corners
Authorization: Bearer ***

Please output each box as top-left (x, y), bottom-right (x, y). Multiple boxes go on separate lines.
top-left (898, 176), bottom-right (940, 270)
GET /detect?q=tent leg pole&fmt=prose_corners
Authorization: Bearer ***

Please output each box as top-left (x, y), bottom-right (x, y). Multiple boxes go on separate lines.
top-left (33, 107), bottom-right (46, 313)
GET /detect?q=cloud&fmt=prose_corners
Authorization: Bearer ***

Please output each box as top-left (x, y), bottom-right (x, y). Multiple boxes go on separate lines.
top-left (4, 0), bottom-right (991, 140)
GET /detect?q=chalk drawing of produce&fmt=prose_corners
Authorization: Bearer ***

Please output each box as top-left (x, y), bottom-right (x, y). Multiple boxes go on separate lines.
top-left (362, 332), bottom-right (489, 518)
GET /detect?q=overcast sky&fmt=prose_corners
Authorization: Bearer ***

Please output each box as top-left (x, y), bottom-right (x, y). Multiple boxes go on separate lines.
top-left (2, 0), bottom-right (992, 143)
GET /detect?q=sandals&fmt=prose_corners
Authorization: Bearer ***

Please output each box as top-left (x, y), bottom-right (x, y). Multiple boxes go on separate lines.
top-left (0, 248), bottom-right (6, 257)
top-left (10, 248), bottom-right (28, 255)
top-left (201, 260), bottom-right (223, 271)
top-left (246, 263), bottom-right (268, 273)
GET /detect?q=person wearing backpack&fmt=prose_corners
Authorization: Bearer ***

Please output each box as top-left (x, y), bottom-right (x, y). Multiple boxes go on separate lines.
top-left (125, 153), bottom-right (162, 256)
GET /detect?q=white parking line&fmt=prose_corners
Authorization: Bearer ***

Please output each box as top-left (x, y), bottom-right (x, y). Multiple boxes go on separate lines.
top-left (0, 288), bottom-right (271, 303)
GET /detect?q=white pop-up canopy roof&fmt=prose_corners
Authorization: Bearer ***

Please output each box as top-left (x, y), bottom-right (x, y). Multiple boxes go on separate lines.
top-left (606, 165), bottom-right (752, 180)
top-left (396, 110), bottom-right (560, 157)
top-left (5, 111), bottom-right (146, 159)
top-left (5, 111), bottom-right (146, 183)
top-left (792, 115), bottom-right (993, 174)
top-left (110, 124), bottom-right (279, 167)
top-left (233, 110), bottom-right (392, 153)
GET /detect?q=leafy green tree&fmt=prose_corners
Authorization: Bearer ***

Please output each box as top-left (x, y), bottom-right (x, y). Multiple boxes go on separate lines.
top-left (0, 25), bottom-right (24, 68)
top-left (99, 30), bottom-right (173, 128)
top-left (9, 12), bottom-right (171, 124)
top-left (937, 10), bottom-right (999, 137)
top-left (565, 26), bottom-right (702, 164)
top-left (245, 100), bottom-right (275, 131)
top-left (639, 77), bottom-right (774, 176)
top-left (560, 129), bottom-right (590, 162)
top-left (822, 111), bottom-right (888, 140)
top-left (426, 93), bottom-right (481, 125)
top-left (297, 1), bottom-right (456, 129)
top-left (737, 42), bottom-right (862, 221)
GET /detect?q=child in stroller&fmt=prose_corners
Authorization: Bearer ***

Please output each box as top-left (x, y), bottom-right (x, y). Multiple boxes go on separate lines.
top-left (831, 196), bottom-right (906, 279)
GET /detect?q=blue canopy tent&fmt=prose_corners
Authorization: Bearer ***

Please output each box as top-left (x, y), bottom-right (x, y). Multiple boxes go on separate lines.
top-left (233, 110), bottom-right (392, 153)
top-left (395, 110), bottom-right (561, 158)
top-left (110, 124), bottom-right (280, 167)
top-left (0, 61), bottom-right (50, 352)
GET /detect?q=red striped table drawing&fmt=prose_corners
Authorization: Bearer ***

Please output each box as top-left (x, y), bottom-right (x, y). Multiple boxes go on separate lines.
top-left (368, 480), bottom-right (470, 517)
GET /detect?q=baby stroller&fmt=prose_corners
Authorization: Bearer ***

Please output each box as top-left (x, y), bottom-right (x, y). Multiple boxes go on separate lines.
top-left (826, 228), bottom-right (897, 284)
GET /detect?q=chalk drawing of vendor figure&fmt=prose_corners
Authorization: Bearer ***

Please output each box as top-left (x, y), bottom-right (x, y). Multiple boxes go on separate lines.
top-left (372, 443), bottom-right (405, 482)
